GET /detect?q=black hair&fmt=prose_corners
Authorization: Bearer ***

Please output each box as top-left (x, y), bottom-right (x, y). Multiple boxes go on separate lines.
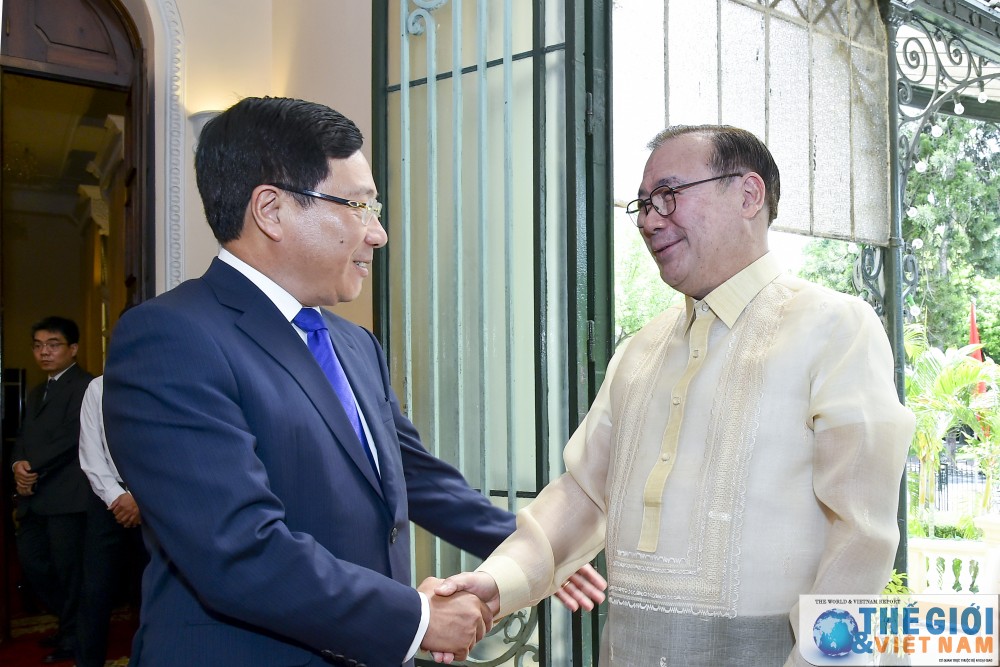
top-left (195, 96), bottom-right (365, 243)
top-left (32, 316), bottom-right (80, 345)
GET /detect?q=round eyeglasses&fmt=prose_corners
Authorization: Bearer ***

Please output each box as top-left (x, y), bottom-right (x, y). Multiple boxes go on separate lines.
top-left (625, 173), bottom-right (742, 227)
top-left (271, 183), bottom-right (382, 226)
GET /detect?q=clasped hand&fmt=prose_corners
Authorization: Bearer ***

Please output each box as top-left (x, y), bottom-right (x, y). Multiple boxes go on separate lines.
top-left (421, 564), bottom-right (607, 663)
top-left (418, 576), bottom-right (493, 663)
top-left (13, 460), bottom-right (38, 496)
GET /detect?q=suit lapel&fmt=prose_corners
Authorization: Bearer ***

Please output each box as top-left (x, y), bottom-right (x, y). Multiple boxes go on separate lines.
top-left (30, 382), bottom-right (47, 417)
top-left (326, 323), bottom-right (385, 476)
top-left (204, 260), bottom-right (386, 501)
top-left (325, 318), bottom-right (409, 522)
top-left (34, 365), bottom-right (80, 416)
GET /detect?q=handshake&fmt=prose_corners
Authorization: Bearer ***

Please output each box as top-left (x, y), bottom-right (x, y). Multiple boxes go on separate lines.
top-left (418, 564), bottom-right (606, 663)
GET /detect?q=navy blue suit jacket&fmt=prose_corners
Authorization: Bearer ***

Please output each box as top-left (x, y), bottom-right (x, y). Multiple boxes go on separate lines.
top-left (103, 259), bottom-right (514, 666)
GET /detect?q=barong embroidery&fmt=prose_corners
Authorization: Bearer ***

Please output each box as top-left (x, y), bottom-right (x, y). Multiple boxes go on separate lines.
top-left (606, 284), bottom-right (789, 617)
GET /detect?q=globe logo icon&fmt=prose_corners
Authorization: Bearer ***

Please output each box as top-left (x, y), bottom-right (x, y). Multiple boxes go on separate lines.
top-left (812, 608), bottom-right (859, 657)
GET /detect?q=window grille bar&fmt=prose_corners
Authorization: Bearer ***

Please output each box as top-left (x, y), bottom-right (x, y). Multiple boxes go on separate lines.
top-left (420, 4), bottom-right (444, 576)
top-left (477, 0), bottom-right (490, 498)
top-left (503, 0), bottom-right (517, 511)
top-left (398, 0), bottom-right (416, 582)
top-left (452, 0), bottom-right (467, 576)
top-left (399, 0), bottom-right (414, 423)
top-left (386, 43), bottom-right (567, 92)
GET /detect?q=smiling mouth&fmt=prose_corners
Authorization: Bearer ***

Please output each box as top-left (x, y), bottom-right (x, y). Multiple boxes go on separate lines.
top-left (652, 238), bottom-right (681, 256)
top-left (353, 260), bottom-right (371, 269)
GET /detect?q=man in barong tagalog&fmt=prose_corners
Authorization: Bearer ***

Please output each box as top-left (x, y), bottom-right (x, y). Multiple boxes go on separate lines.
top-left (436, 124), bottom-right (915, 666)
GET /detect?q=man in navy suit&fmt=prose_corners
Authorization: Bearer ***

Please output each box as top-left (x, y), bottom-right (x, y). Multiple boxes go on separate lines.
top-left (103, 97), bottom-right (602, 667)
top-left (13, 316), bottom-right (96, 664)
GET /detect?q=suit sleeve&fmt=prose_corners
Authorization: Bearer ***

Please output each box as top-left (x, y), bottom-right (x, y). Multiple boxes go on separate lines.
top-left (10, 388), bottom-right (37, 464)
top-left (104, 302), bottom-right (422, 664)
top-left (361, 329), bottom-right (517, 558)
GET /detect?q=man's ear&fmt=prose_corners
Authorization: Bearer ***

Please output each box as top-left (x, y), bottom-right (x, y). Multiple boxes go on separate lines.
top-left (249, 184), bottom-right (285, 242)
top-left (740, 172), bottom-right (766, 220)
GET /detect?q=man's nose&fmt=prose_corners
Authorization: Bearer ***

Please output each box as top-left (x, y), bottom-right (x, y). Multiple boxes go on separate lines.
top-left (368, 216), bottom-right (388, 248)
top-left (639, 207), bottom-right (670, 233)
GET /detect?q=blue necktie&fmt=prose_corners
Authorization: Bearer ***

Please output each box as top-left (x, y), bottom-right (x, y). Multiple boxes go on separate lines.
top-left (293, 308), bottom-right (378, 476)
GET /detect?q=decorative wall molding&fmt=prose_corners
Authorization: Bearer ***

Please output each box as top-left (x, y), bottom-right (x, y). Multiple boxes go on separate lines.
top-left (158, 0), bottom-right (185, 290)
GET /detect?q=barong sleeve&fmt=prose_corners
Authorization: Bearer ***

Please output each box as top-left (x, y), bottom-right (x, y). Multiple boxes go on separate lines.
top-left (478, 340), bottom-right (633, 618)
top-left (784, 301), bottom-right (915, 666)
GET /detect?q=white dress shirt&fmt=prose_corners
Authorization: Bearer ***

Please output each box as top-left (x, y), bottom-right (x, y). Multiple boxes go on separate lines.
top-left (79, 375), bottom-right (130, 507)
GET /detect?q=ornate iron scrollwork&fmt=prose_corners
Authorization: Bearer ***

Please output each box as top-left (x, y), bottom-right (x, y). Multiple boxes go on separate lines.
top-left (416, 606), bottom-right (540, 667)
top-left (894, 13), bottom-right (1000, 172)
top-left (466, 607), bottom-right (540, 667)
top-left (407, 0), bottom-right (449, 36)
top-left (884, 2), bottom-right (1000, 317)
top-left (901, 241), bottom-right (921, 321)
top-left (852, 240), bottom-right (920, 324)
top-left (854, 244), bottom-right (886, 318)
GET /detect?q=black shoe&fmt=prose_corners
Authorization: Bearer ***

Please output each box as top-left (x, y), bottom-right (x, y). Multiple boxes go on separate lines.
top-left (41, 647), bottom-right (75, 664)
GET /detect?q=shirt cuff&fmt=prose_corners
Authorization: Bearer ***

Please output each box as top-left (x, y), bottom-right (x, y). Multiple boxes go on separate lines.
top-left (404, 591), bottom-right (430, 662)
top-left (478, 556), bottom-right (531, 619)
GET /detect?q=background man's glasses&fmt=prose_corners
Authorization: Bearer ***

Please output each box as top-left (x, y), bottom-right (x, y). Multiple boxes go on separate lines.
top-left (625, 173), bottom-right (742, 227)
top-left (271, 183), bottom-right (382, 226)
top-left (32, 341), bottom-right (67, 352)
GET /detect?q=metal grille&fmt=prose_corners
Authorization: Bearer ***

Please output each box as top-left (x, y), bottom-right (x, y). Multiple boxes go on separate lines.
top-left (378, 1), bottom-right (607, 664)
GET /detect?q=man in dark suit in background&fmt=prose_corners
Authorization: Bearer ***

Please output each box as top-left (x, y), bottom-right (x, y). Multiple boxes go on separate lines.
top-left (103, 97), bottom-right (603, 667)
top-left (12, 316), bottom-right (95, 664)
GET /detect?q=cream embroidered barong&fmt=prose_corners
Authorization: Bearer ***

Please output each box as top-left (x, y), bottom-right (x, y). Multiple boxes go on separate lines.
top-left (478, 253), bottom-right (915, 666)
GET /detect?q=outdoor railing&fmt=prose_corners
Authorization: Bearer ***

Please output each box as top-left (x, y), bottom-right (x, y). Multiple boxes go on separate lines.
top-left (906, 515), bottom-right (1000, 595)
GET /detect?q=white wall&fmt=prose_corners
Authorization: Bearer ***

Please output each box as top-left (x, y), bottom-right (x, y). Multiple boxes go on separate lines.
top-left (140, 0), bottom-right (375, 327)
top-left (177, 0), bottom-right (274, 286)
top-left (272, 0), bottom-right (375, 327)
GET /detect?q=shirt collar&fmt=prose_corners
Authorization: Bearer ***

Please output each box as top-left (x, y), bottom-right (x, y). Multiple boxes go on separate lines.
top-left (49, 363), bottom-right (76, 381)
top-left (218, 248), bottom-right (305, 323)
top-left (684, 252), bottom-right (784, 329)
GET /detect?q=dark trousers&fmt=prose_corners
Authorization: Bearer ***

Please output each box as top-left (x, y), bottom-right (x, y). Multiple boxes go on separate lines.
top-left (15, 508), bottom-right (87, 650)
top-left (77, 498), bottom-right (128, 667)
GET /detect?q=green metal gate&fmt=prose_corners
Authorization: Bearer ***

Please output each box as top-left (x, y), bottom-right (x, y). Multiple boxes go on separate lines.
top-left (373, 1), bottom-right (612, 664)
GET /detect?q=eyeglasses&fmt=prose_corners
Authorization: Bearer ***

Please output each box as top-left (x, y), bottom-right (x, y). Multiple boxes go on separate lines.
top-left (271, 183), bottom-right (382, 226)
top-left (625, 173), bottom-right (743, 227)
top-left (32, 341), bottom-right (67, 352)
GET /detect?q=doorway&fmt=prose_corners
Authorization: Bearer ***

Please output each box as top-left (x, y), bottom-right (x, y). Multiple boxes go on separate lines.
top-left (0, 0), bottom-right (149, 644)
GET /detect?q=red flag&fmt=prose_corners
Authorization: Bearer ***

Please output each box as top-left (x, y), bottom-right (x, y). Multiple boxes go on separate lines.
top-left (971, 301), bottom-right (987, 401)
top-left (971, 301), bottom-right (984, 362)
